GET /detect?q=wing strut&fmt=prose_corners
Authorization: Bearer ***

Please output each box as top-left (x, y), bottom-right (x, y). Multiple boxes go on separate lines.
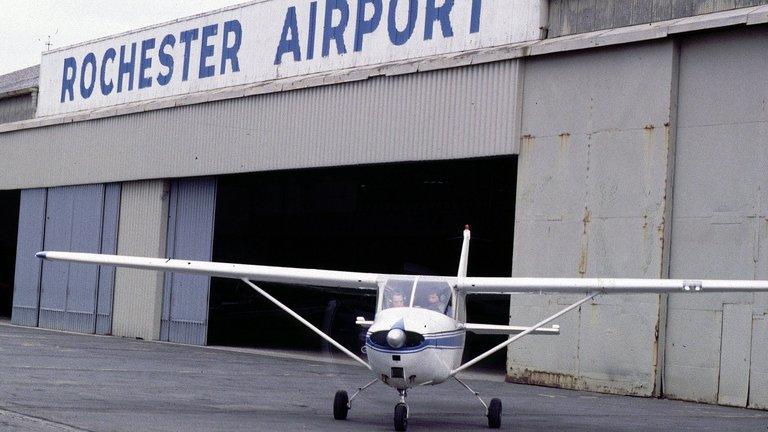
top-left (240, 278), bottom-right (372, 370)
top-left (449, 292), bottom-right (599, 377)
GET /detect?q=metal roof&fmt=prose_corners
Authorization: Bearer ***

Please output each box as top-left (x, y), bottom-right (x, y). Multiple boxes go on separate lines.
top-left (0, 65), bottom-right (39, 97)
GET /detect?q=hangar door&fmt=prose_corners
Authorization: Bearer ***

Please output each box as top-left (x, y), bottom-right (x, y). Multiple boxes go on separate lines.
top-left (209, 157), bottom-right (517, 369)
top-left (161, 178), bottom-right (217, 345)
top-left (12, 185), bottom-right (120, 333)
top-left (0, 190), bottom-right (20, 318)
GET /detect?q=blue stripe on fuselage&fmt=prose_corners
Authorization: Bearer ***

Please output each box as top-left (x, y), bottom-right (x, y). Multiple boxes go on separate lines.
top-left (366, 331), bottom-right (465, 354)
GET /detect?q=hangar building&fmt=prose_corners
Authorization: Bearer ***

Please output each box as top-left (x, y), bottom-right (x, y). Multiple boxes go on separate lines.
top-left (1, 0), bottom-right (767, 410)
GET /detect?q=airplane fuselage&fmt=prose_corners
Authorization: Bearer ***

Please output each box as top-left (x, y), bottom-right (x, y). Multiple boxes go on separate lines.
top-left (365, 307), bottom-right (465, 389)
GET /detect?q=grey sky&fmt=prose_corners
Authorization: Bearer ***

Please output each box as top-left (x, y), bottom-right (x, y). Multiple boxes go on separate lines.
top-left (0, 0), bottom-right (247, 75)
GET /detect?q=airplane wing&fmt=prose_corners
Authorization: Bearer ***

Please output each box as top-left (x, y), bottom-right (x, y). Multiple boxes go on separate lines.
top-left (36, 251), bottom-right (380, 291)
top-left (456, 277), bottom-right (768, 294)
top-left (36, 251), bottom-right (768, 294)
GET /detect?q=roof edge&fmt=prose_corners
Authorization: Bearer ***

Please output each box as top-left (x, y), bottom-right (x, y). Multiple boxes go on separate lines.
top-left (2, 5), bottom-right (767, 134)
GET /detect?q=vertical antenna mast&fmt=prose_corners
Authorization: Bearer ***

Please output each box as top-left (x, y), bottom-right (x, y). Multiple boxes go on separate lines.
top-left (457, 225), bottom-right (471, 278)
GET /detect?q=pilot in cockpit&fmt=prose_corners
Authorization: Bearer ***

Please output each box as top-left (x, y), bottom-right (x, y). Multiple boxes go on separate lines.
top-left (390, 292), bottom-right (406, 308)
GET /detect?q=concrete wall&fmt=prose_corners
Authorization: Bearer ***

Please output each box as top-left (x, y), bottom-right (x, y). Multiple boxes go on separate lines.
top-left (665, 27), bottom-right (768, 409)
top-left (509, 40), bottom-right (678, 396)
top-left (510, 26), bottom-right (768, 408)
top-left (112, 180), bottom-right (169, 341)
top-left (547, 0), bottom-right (768, 37)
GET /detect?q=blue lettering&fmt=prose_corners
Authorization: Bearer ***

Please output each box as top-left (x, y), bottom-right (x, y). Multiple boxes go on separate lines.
top-left (117, 43), bottom-right (136, 93)
top-left (424, 0), bottom-right (454, 40)
top-left (179, 28), bottom-right (199, 81)
top-left (199, 24), bottom-right (218, 78)
top-left (79, 52), bottom-right (97, 99)
top-left (100, 48), bottom-right (115, 96)
top-left (470, 0), bottom-right (482, 33)
top-left (60, 57), bottom-right (77, 103)
top-left (388, 0), bottom-right (418, 46)
top-left (221, 20), bottom-right (242, 74)
top-left (354, 0), bottom-right (382, 52)
top-left (275, 7), bottom-right (302, 65)
top-left (307, 2), bottom-right (318, 60)
top-left (157, 35), bottom-right (175, 86)
top-left (139, 38), bottom-right (155, 89)
top-left (322, 0), bottom-right (350, 57)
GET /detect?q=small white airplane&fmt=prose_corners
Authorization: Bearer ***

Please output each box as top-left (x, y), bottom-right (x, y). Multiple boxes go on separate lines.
top-left (36, 226), bottom-right (768, 431)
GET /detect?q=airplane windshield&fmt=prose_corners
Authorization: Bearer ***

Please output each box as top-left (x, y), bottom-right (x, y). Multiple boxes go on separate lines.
top-left (381, 278), bottom-right (415, 310)
top-left (412, 280), bottom-right (453, 315)
top-left (381, 278), bottom-right (453, 317)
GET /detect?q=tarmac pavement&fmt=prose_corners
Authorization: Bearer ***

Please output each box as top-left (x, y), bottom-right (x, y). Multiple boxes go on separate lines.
top-left (0, 322), bottom-right (766, 432)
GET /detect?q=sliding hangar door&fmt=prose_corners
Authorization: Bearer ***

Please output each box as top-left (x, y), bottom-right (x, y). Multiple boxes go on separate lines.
top-left (11, 185), bottom-right (119, 332)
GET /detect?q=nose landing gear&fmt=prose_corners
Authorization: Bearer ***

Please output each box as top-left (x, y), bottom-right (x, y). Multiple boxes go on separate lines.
top-left (394, 389), bottom-right (409, 431)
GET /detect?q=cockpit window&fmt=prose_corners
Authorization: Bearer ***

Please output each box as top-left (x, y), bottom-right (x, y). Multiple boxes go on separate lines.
top-left (379, 278), bottom-right (454, 317)
top-left (381, 278), bottom-right (415, 310)
top-left (413, 280), bottom-right (452, 315)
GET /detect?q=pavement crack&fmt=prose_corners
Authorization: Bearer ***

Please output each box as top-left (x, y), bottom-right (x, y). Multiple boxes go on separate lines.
top-left (0, 406), bottom-right (95, 432)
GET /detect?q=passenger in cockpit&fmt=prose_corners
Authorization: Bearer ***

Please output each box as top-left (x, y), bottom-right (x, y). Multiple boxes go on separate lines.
top-left (421, 287), bottom-right (448, 313)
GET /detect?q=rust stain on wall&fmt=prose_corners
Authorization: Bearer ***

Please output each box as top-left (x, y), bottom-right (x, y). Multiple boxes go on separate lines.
top-left (579, 207), bottom-right (591, 276)
top-left (558, 132), bottom-right (571, 154)
top-left (507, 369), bottom-right (650, 397)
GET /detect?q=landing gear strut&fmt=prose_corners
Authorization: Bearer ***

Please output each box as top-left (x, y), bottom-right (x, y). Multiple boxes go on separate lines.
top-left (333, 379), bottom-right (379, 421)
top-left (455, 377), bottom-right (503, 429)
top-left (394, 389), bottom-right (408, 431)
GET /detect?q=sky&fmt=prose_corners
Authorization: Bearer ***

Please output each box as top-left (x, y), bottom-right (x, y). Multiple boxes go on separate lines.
top-left (0, 0), bottom-right (248, 75)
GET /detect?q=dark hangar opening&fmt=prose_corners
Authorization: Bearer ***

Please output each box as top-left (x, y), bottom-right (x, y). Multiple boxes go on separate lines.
top-left (0, 190), bottom-right (20, 318)
top-left (208, 157), bottom-right (516, 371)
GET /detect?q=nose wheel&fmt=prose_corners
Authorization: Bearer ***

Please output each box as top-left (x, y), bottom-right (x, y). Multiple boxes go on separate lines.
top-left (393, 389), bottom-right (409, 431)
top-left (394, 402), bottom-right (408, 431)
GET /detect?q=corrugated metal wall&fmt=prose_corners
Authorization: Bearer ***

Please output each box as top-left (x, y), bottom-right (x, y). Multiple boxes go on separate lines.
top-left (0, 93), bottom-right (36, 124)
top-left (0, 60), bottom-right (523, 190)
top-left (112, 180), bottom-right (169, 341)
top-left (510, 40), bottom-right (678, 397)
top-left (161, 178), bottom-right (216, 345)
top-left (665, 26), bottom-right (768, 409)
top-left (547, 0), bottom-right (768, 38)
top-left (11, 189), bottom-right (46, 327)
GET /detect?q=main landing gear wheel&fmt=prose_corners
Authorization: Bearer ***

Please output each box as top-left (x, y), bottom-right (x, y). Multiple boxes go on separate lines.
top-left (487, 398), bottom-right (502, 429)
top-left (333, 390), bottom-right (349, 420)
top-left (394, 403), bottom-right (408, 431)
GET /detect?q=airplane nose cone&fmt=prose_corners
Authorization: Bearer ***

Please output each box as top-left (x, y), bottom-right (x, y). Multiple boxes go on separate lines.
top-left (386, 328), bottom-right (406, 349)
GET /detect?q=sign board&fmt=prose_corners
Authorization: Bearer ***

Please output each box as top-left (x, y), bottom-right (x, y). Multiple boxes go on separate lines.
top-left (37, 0), bottom-right (544, 117)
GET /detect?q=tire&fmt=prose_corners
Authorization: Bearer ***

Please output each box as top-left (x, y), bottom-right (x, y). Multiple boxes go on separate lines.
top-left (333, 390), bottom-right (349, 420)
top-left (487, 398), bottom-right (502, 429)
top-left (394, 403), bottom-right (408, 431)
